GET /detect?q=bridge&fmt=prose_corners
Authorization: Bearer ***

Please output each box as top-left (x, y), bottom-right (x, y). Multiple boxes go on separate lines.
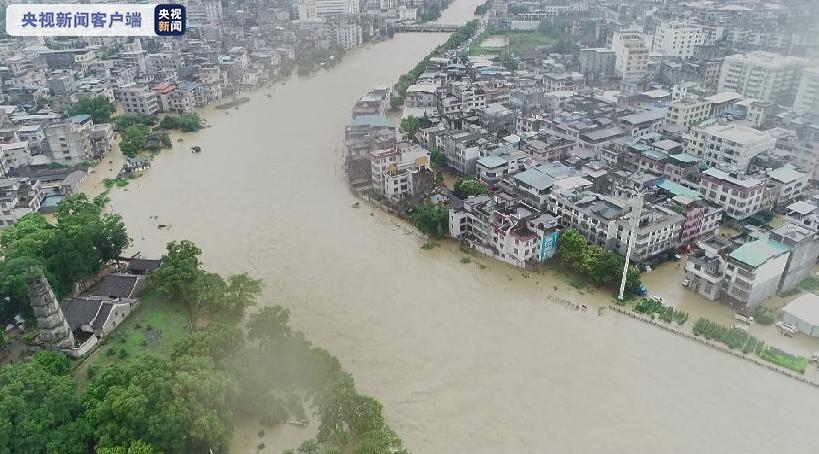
top-left (394, 23), bottom-right (461, 33)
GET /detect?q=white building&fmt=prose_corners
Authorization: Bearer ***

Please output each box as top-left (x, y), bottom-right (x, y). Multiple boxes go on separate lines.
top-left (698, 168), bottom-right (767, 220)
top-left (687, 123), bottom-right (775, 172)
top-left (612, 31), bottom-right (649, 80)
top-left (793, 66), bottom-right (819, 114)
top-left (0, 177), bottom-right (43, 227)
top-left (652, 20), bottom-right (705, 58)
top-left (45, 115), bottom-right (93, 165)
top-left (766, 164), bottom-right (809, 207)
top-left (717, 51), bottom-right (808, 106)
top-left (370, 142), bottom-right (430, 201)
top-left (0, 141), bottom-right (30, 171)
top-left (782, 293), bottom-right (819, 337)
top-left (665, 97), bottom-right (711, 126)
top-left (115, 84), bottom-right (160, 115)
top-left (298, 0), bottom-right (358, 18)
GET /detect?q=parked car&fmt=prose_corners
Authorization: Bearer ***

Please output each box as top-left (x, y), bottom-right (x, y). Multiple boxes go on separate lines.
top-left (735, 313), bottom-right (754, 324)
top-left (776, 321), bottom-right (797, 337)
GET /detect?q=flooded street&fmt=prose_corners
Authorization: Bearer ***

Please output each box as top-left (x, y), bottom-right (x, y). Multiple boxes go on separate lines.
top-left (100, 2), bottom-right (819, 452)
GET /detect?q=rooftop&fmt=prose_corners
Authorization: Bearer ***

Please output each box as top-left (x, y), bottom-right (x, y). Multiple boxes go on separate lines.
top-left (702, 168), bottom-right (764, 188)
top-left (350, 115), bottom-right (394, 128)
top-left (768, 164), bottom-right (806, 184)
top-left (729, 239), bottom-right (790, 268)
top-left (782, 293), bottom-right (819, 326)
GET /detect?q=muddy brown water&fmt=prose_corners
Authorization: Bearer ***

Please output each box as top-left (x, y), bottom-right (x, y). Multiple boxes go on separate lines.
top-left (95, 2), bottom-right (819, 451)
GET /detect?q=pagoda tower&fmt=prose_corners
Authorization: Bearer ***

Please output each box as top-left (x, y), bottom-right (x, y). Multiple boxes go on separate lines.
top-left (27, 268), bottom-right (74, 349)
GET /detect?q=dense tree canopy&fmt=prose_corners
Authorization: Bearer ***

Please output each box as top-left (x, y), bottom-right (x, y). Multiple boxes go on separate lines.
top-left (70, 96), bottom-right (115, 123)
top-left (410, 201), bottom-right (449, 239)
top-left (453, 177), bottom-right (490, 199)
top-left (159, 113), bottom-right (203, 132)
top-left (83, 354), bottom-right (237, 453)
top-left (149, 241), bottom-right (262, 318)
top-left (0, 194), bottom-right (130, 323)
top-left (399, 116), bottom-right (420, 142)
top-left (0, 352), bottom-right (90, 454)
top-left (556, 229), bottom-right (642, 293)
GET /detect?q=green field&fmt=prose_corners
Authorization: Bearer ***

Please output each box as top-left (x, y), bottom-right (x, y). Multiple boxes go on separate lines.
top-left (468, 30), bottom-right (557, 55)
top-left (75, 291), bottom-right (191, 381)
top-left (759, 347), bottom-right (809, 374)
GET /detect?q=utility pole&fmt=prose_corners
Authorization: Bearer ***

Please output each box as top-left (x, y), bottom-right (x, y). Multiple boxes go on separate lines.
top-left (618, 190), bottom-right (644, 301)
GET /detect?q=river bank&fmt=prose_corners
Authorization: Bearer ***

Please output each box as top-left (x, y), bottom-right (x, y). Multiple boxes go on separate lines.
top-left (95, 9), bottom-right (819, 454)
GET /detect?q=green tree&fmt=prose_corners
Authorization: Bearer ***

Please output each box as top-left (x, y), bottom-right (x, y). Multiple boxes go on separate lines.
top-left (556, 229), bottom-right (590, 272)
top-left (97, 440), bottom-right (158, 454)
top-left (353, 425), bottom-right (408, 454)
top-left (149, 240), bottom-right (203, 307)
top-left (453, 177), bottom-right (489, 199)
top-left (430, 148), bottom-right (446, 168)
top-left (410, 201), bottom-right (449, 239)
top-left (247, 306), bottom-right (293, 345)
top-left (84, 354), bottom-right (237, 454)
top-left (0, 352), bottom-right (90, 454)
top-left (399, 116), bottom-right (421, 142)
top-left (70, 95), bottom-right (115, 123)
top-left (119, 124), bottom-right (151, 157)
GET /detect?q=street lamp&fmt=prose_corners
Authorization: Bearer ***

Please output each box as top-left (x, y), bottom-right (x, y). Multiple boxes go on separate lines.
top-left (617, 189), bottom-right (645, 301)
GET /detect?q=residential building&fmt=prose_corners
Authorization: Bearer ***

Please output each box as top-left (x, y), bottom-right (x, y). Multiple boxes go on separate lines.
top-left (370, 142), bottom-right (430, 200)
top-left (115, 84), bottom-right (160, 115)
top-left (612, 31), bottom-right (650, 80)
top-left (0, 177), bottom-right (43, 227)
top-left (686, 236), bottom-right (792, 309)
top-left (793, 66), bottom-right (819, 114)
top-left (578, 48), bottom-right (616, 79)
top-left (717, 51), bottom-right (808, 106)
top-left (652, 21), bottom-right (705, 58)
top-left (765, 164), bottom-right (809, 207)
top-left (449, 194), bottom-right (559, 268)
top-left (475, 150), bottom-right (527, 185)
top-left (698, 168), bottom-right (768, 220)
top-left (687, 123), bottom-right (775, 172)
top-left (665, 97), bottom-right (711, 126)
top-left (770, 222), bottom-right (819, 293)
top-left (45, 115), bottom-right (93, 165)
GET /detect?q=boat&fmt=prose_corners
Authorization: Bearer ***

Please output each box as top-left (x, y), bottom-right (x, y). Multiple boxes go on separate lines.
top-left (191, 146), bottom-right (202, 153)
top-left (351, 202), bottom-right (360, 208)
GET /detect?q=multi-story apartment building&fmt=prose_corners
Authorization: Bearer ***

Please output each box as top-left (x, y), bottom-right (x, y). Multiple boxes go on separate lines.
top-left (765, 164), bottom-right (810, 207)
top-left (665, 97), bottom-right (711, 126)
top-left (793, 66), bottom-right (819, 115)
top-left (686, 236), bottom-right (791, 310)
top-left (1, 141), bottom-right (30, 172)
top-left (578, 48), bottom-right (616, 79)
top-left (44, 115), bottom-right (93, 165)
top-left (115, 84), bottom-right (160, 115)
top-left (687, 122), bottom-right (775, 172)
top-left (0, 177), bottom-right (43, 227)
top-left (370, 142), bottom-right (430, 200)
top-left (546, 189), bottom-right (683, 264)
top-left (612, 32), bottom-right (649, 80)
top-left (652, 20), bottom-right (705, 59)
top-left (717, 51), bottom-right (808, 106)
top-left (698, 168), bottom-right (768, 220)
top-left (449, 194), bottom-right (559, 268)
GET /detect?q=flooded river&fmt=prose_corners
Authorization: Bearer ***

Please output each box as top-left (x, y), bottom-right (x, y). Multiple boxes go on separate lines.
top-left (98, 2), bottom-right (819, 452)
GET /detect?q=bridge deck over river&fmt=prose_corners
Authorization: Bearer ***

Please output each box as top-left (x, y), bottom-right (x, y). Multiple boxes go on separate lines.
top-left (394, 23), bottom-right (460, 32)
